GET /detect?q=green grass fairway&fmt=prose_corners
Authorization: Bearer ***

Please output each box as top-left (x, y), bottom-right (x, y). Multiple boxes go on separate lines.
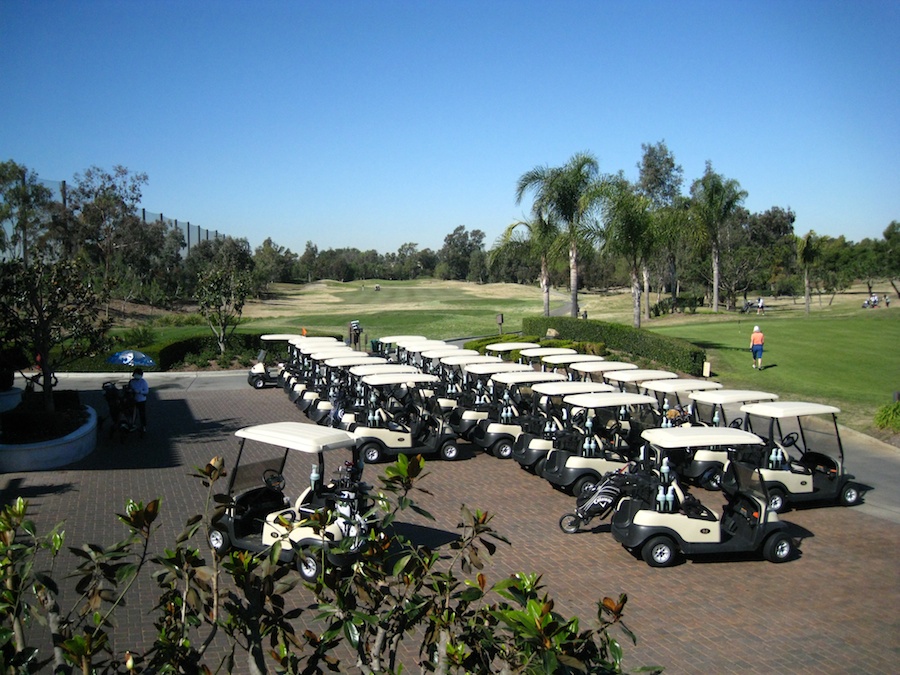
top-left (650, 310), bottom-right (900, 434)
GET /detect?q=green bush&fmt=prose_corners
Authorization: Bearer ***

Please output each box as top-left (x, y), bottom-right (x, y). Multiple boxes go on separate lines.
top-left (121, 324), bottom-right (157, 347)
top-left (522, 315), bottom-right (706, 375)
top-left (874, 401), bottom-right (900, 432)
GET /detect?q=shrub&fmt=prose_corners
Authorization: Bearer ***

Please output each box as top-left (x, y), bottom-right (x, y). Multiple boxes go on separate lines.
top-left (874, 401), bottom-right (900, 432)
top-left (122, 324), bottom-right (157, 347)
top-left (522, 316), bottom-right (706, 375)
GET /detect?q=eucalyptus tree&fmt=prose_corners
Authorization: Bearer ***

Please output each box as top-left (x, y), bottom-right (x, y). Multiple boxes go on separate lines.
top-left (590, 174), bottom-right (654, 327)
top-left (689, 161), bottom-right (747, 311)
top-left (0, 160), bottom-right (52, 265)
top-left (637, 141), bottom-right (685, 317)
top-left (797, 230), bottom-right (821, 314)
top-left (883, 221), bottom-right (900, 296)
top-left (492, 213), bottom-right (558, 315)
top-left (516, 152), bottom-right (599, 317)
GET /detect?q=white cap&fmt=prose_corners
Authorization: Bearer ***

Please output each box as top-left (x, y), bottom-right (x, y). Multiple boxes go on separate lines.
top-left (753, 325), bottom-right (760, 332)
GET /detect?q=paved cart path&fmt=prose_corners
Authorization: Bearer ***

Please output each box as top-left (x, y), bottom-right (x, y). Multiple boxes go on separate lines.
top-left (2, 373), bottom-right (899, 673)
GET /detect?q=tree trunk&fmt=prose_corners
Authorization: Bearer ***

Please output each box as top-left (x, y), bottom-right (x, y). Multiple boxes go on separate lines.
top-left (804, 268), bottom-right (811, 314)
top-left (569, 243), bottom-right (579, 317)
top-left (540, 256), bottom-right (550, 317)
top-left (631, 269), bottom-right (641, 329)
top-left (711, 243), bottom-right (720, 312)
top-left (642, 264), bottom-right (650, 321)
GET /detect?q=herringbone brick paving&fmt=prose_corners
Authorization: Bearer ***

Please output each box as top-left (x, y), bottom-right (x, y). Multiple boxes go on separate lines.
top-left (3, 383), bottom-right (898, 673)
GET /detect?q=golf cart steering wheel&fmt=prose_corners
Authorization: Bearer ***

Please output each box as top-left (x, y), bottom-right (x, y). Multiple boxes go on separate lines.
top-left (263, 469), bottom-right (285, 491)
top-left (780, 432), bottom-right (798, 448)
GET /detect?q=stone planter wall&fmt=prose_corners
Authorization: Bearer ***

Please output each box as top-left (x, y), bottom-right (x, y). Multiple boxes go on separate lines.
top-left (0, 405), bottom-right (97, 472)
top-left (0, 387), bottom-right (23, 414)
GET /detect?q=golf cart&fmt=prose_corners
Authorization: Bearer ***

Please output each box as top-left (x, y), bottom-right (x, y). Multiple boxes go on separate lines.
top-left (281, 336), bottom-right (343, 392)
top-left (336, 364), bottom-right (422, 429)
top-left (517, 347), bottom-right (577, 368)
top-left (604, 369), bottom-right (677, 393)
top-left (484, 342), bottom-right (540, 361)
top-left (610, 458), bottom-right (796, 567)
top-left (447, 361), bottom-right (533, 439)
top-left (248, 334), bottom-right (303, 389)
top-left (539, 353), bottom-right (606, 378)
top-left (640, 379), bottom-right (723, 426)
top-left (305, 355), bottom-right (388, 425)
top-left (295, 347), bottom-right (356, 413)
top-left (540, 392), bottom-right (658, 496)
top-left (467, 370), bottom-right (567, 458)
top-left (569, 360), bottom-right (638, 383)
top-left (371, 335), bottom-right (427, 361)
top-left (687, 389), bottom-right (779, 428)
top-left (739, 401), bottom-right (861, 512)
top-left (512, 380), bottom-right (615, 474)
top-left (208, 423), bottom-right (372, 581)
top-left (641, 425), bottom-right (768, 491)
top-left (351, 373), bottom-right (461, 463)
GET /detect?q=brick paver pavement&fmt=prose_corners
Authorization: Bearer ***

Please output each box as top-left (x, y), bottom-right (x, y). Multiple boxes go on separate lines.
top-left (2, 381), bottom-right (899, 673)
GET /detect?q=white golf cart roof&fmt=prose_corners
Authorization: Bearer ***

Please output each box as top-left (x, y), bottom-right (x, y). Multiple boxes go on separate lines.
top-left (642, 426), bottom-right (764, 448)
top-left (297, 342), bottom-right (351, 355)
top-left (323, 355), bottom-right (387, 368)
top-left (361, 373), bottom-right (441, 387)
top-left (570, 361), bottom-right (638, 374)
top-left (349, 364), bottom-right (421, 377)
top-left (463, 362), bottom-right (534, 376)
top-left (235, 422), bottom-right (356, 452)
top-left (489, 371), bottom-right (568, 386)
top-left (562, 392), bottom-right (657, 409)
top-left (641, 379), bottom-right (723, 395)
top-left (530, 381), bottom-right (615, 396)
top-left (689, 389), bottom-right (780, 405)
top-left (289, 336), bottom-right (341, 348)
top-left (740, 401), bottom-right (841, 419)
top-left (421, 348), bottom-right (478, 360)
top-left (540, 353), bottom-right (605, 366)
top-left (378, 335), bottom-right (427, 345)
top-left (484, 342), bottom-right (540, 352)
top-left (397, 339), bottom-right (450, 351)
top-left (260, 333), bottom-right (305, 342)
top-left (605, 369), bottom-right (677, 385)
top-left (519, 347), bottom-right (577, 358)
top-left (440, 354), bottom-right (502, 366)
top-left (309, 348), bottom-right (356, 361)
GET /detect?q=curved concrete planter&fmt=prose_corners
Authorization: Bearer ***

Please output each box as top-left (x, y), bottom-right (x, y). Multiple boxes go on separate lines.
top-left (0, 405), bottom-right (97, 472)
top-left (0, 387), bottom-right (23, 413)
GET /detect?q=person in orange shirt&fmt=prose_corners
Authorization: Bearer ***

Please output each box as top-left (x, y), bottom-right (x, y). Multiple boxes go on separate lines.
top-left (750, 325), bottom-right (765, 370)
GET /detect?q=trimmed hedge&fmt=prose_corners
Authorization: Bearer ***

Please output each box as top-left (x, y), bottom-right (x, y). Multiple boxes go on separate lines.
top-left (522, 316), bottom-right (706, 376)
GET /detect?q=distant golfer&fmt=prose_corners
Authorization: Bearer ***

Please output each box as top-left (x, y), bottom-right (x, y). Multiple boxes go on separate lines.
top-left (750, 325), bottom-right (765, 370)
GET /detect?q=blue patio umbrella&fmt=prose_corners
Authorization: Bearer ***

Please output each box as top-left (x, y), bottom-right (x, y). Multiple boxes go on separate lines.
top-left (107, 350), bottom-right (156, 367)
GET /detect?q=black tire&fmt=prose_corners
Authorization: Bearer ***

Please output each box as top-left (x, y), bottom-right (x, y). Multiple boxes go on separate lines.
top-left (762, 532), bottom-right (794, 563)
top-left (493, 439), bottom-right (514, 459)
top-left (559, 514), bottom-right (582, 534)
top-left (571, 475), bottom-right (598, 498)
top-left (533, 456), bottom-right (547, 476)
top-left (767, 487), bottom-right (787, 513)
top-left (642, 535), bottom-right (677, 567)
top-left (208, 527), bottom-right (230, 555)
top-left (439, 440), bottom-right (459, 461)
top-left (253, 377), bottom-right (265, 390)
top-left (296, 548), bottom-right (321, 582)
top-left (700, 467), bottom-right (723, 491)
top-left (839, 482), bottom-right (861, 506)
top-left (362, 443), bottom-right (382, 464)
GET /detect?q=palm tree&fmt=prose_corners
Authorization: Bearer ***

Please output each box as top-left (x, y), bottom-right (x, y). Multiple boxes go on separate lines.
top-left (689, 161), bottom-right (747, 312)
top-left (798, 230), bottom-right (821, 314)
top-left (516, 152), bottom-right (599, 317)
top-left (491, 212), bottom-right (558, 316)
top-left (589, 175), bottom-right (653, 327)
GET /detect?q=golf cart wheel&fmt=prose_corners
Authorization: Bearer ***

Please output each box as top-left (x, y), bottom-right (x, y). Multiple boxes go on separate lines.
top-left (439, 440), bottom-right (459, 461)
top-left (362, 444), bottom-right (383, 464)
top-left (296, 548), bottom-right (321, 582)
top-left (642, 535), bottom-right (677, 568)
top-left (839, 483), bottom-right (861, 506)
top-left (533, 456), bottom-right (546, 476)
top-left (767, 488), bottom-right (787, 513)
top-left (763, 532), bottom-right (794, 563)
top-left (252, 376), bottom-right (265, 389)
top-left (208, 528), bottom-right (230, 555)
top-left (701, 467), bottom-right (723, 491)
top-left (492, 439), bottom-right (514, 459)
top-left (559, 513), bottom-right (582, 534)
top-left (571, 475), bottom-right (598, 498)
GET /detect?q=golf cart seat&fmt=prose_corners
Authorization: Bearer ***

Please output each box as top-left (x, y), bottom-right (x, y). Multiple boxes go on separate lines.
top-left (797, 451), bottom-right (838, 477)
top-left (679, 491), bottom-right (718, 522)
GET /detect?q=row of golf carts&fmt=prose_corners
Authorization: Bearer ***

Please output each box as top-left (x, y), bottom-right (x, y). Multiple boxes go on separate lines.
top-left (230, 333), bottom-right (862, 569)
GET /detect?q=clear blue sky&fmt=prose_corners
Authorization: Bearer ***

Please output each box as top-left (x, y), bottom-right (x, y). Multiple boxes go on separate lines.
top-left (2, 0), bottom-right (897, 256)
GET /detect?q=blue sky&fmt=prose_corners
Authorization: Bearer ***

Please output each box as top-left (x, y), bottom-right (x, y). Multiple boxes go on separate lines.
top-left (2, 0), bottom-right (897, 256)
